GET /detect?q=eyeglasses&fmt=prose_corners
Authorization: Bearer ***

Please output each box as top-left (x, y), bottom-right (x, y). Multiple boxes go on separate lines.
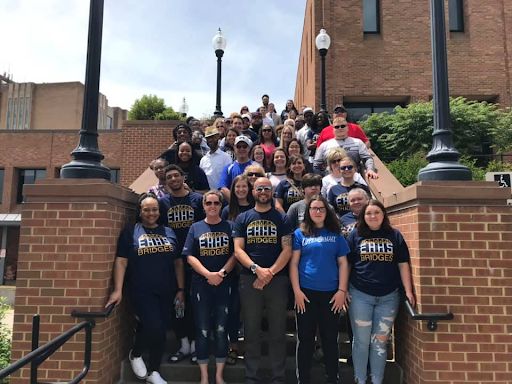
top-left (340, 165), bottom-right (354, 171)
top-left (236, 144), bottom-right (249, 149)
top-left (309, 207), bottom-right (327, 213)
top-left (204, 201), bottom-right (221, 206)
top-left (255, 186), bottom-right (272, 192)
top-left (262, 129), bottom-right (272, 132)
top-left (334, 125), bottom-right (347, 129)
top-left (247, 172), bottom-right (264, 177)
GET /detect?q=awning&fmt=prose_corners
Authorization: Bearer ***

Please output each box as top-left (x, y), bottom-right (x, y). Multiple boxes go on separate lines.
top-left (0, 214), bottom-right (21, 226)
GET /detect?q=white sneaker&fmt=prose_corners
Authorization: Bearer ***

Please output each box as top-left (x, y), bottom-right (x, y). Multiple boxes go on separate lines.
top-left (129, 349), bottom-right (147, 379)
top-left (146, 371), bottom-right (167, 384)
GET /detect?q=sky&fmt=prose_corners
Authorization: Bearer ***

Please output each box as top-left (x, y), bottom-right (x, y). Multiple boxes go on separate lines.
top-left (1, 0), bottom-right (307, 119)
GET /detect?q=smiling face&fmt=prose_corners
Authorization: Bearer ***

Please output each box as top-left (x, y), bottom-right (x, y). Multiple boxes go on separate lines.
top-left (290, 158), bottom-right (305, 176)
top-left (234, 179), bottom-right (249, 200)
top-left (252, 147), bottom-right (265, 163)
top-left (203, 192), bottom-right (222, 219)
top-left (152, 159), bottom-right (167, 182)
top-left (178, 142), bottom-right (192, 163)
top-left (309, 199), bottom-right (327, 228)
top-left (226, 130), bottom-right (238, 146)
top-left (287, 141), bottom-right (301, 156)
top-left (253, 178), bottom-right (273, 205)
top-left (333, 118), bottom-right (349, 140)
top-left (348, 190), bottom-right (369, 216)
top-left (165, 169), bottom-right (184, 191)
top-left (364, 204), bottom-right (384, 230)
top-left (339, 158), bottom-right (356, 180)
top-left (140, 197), bottom-right (160, 227)
top-left (273, 150), bottom-right (287, 169)
top-left (176, 127), bottom-right (190, 142)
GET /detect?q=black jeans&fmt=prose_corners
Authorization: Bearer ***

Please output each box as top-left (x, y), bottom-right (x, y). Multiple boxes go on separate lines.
top-left (295, 288), bottom-right (340, 384)
top-left (239, 274), bottom-right (289, 384)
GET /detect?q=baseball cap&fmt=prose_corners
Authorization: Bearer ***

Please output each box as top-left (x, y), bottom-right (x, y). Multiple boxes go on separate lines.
top-left (235, 135), bottom-right (253, 148)
top-left (303, 107), bottom-right (314, 115)
top-left (241, 113), bottom-right (252, 121)
top-left (333, 104), bottom-right (347, 113)
top-left (204, 126), bottom-right (220, 138)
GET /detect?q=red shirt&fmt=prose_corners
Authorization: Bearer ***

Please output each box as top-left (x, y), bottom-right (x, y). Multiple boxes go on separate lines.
top-left (316, 122), bottom-right (369, 148)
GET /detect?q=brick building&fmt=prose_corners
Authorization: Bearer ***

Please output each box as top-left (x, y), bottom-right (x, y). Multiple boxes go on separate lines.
top-left (295, 0), bottom-right (512, 120)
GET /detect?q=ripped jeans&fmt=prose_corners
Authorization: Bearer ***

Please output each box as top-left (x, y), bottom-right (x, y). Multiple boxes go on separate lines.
top-left (348, 285), bottom-right (399, 384)
top-left (191, 279), bottom-right (231, 364)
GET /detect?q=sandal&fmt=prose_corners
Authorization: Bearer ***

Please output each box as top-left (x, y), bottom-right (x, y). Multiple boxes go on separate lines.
top-left (190, 352), bottom-right (197, 364)
top-left (168, 350), bottom-right (188, 363)
top-left (226, 349), bottom-right (238, 365)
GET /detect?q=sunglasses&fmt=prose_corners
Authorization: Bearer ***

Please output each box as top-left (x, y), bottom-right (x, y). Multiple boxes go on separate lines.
top-left (204, 201), bottom-right (221, 206)
top-left (247, 172), bottom-right (264, 177)
top-left (340, 165), bottom-right (354, 171)
top-left (255, 186), bottom-right (272, 192)
top-left (236, 144), bottom-right (249, 149)
top-left (334, 125), bottom-right (347, 129)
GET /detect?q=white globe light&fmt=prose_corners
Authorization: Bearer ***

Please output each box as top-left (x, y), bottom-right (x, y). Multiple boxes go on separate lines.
top-left (315, 28), bottom-right (331, 50)
top-left (212, 28), bottom-right (227, 52)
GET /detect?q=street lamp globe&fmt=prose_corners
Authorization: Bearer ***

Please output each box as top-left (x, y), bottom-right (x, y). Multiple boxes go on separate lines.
top-left (212, 28), bottom-right (227, 53)
top-left (179, 97), bottom-right (189, 117)
top-left (315, 28), bottom-right (331, 51)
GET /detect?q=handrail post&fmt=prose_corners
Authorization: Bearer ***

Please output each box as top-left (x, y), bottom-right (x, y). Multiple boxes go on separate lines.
top-left (30, 315), bottom-right (40, 384)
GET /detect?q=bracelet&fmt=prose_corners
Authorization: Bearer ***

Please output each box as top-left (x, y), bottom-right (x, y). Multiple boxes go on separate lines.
top-left (337, 288), bottom-right (346, 293)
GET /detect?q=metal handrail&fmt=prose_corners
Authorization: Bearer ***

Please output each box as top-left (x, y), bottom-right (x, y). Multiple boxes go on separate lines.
top-left (0, 304), bottom-right (116, 383)
top-left (404, 299), bottom-right (453, 331)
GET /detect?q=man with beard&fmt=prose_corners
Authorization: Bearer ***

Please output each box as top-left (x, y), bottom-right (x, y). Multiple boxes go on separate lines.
top-left (200, 126), bottom-right (232, 191)
top-left (233, 177), bottom-right (293, 384)
top-left (159, 164), bottom-right (205, 365)
top-left (218, 136), bottom-right (254, 200)
top-left (247, 111), bottom-right (264, 140)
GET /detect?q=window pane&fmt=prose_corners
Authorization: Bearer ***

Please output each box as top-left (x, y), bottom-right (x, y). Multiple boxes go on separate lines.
top-left (449, 0), bottom-right (464, 32)
top-left (17, 169), bottom-right (46, 204)
top-left (110, 169), bottom-right (120, 184)
top-left (363, 0), bottom-right (380, 33)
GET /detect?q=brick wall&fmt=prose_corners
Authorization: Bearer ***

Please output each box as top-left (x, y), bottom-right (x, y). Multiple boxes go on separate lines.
top-left (295, 0), bottom-right (512, 110)
top-left (10, 179), bottom-right (138, 384)
top-left (386, 181), bottom-right (512, 384)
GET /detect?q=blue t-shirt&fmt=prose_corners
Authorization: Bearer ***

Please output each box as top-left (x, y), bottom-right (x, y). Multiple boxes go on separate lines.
top-left (158, 192), bottom-right (205, 253)
top-left (221, 203), bottom-right (254, 222)
top-left (218, 160), bottom-right (254, 190)
top-left (182, 220), bottom-right (233, 284)
top-left (233, 208), bottom-right (293, 275)
top-left (274, 179), bottom-right (304, 212)
top-left (327, 182), bottom-right (370, 217)
top-left (293, 228), bottom-right (349, 291)
top-left (340, 211), bottom-right (357, 237)
top-left (117, 223), bottom-right (178, 295)
top-left (347, 228), bottom-right (410, 296)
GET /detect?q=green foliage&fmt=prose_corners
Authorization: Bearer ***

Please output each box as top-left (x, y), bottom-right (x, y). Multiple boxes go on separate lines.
top-left (387, 152), bottom-right (428, 187)
top-left (155, 107), bottom-right (184, 121)
top-left (489, 108), bottom-right (512, 153)
top-left (362, 97), bottom-right (497, 162)
top-left (0, 297), bottom-right (11, 374)
top-left (128, 94), bottom-right (166, 120)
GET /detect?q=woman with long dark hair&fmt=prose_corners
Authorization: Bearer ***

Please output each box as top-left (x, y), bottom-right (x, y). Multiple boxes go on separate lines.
top-left (268, 148), bottom-right (289, 189)
top-left (280, 99), bottom-right (298, 122)
top-left (221, 174), bottom-right (255, 221)
top-left (176, 141), bottom-right (210, 194)
top-left (106, 192), bottom-right (182, 384)
top-left (285, 138), bottom-right (313, 173)
top-left (258, 125), bottom-right (278, 171)
top-left (346, 199), bottom-right (415, 384)
top-left (275, 155), bottom-right (306, 213)
top-left (290, 195), bottom-right (349, 384)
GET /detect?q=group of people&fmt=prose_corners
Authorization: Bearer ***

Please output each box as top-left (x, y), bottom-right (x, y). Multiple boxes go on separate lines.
top-left (105, 96), bottom-right (415, 384)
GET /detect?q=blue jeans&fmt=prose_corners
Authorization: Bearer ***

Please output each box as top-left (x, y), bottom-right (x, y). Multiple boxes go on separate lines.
top-left (348, 285), bottom-right (399, 384)
top-left (191, 279), bottom-right (231, 364)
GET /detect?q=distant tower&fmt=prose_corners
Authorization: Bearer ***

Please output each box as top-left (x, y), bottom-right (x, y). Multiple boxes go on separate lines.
top-left (179, 97), bottom-right (189, 117)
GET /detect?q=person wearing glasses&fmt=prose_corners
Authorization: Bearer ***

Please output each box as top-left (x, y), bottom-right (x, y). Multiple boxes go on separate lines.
top-left (321, 148), bottom-right (367, 198)
top-left (327, 156), bottom-right (371, 218)
top-left (243, 164), bottom-right (267, 188)
top-left (286, 173), bottom-right (323, 229)
top-left (148, 158), bottom-right (169, 199)
top-left (183, 190), bottom-right (236, 384)
top-left (233, 177), bottom-right (293, 384)
top-left (106, 192), bottom-right (180, 384)
top-left (314, 117), bottom-right (378, 179)
top-left (316, 104), bottom-right (370, 149)
top-left (346, 199), bottom-right (415, 384)
top-left (290, 195), bottom-right (349, 384)
top-left (218, 135), bottom-right (254, 201)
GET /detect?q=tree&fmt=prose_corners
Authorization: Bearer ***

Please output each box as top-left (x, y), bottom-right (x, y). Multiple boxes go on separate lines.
top-left (489, 108), bottom-right (512, 154)
top-left (361, 97), bottom-right (497, 162)
top-left (128, 94), bottom-right (166, 120)
top-left (155, 107), bottom-right (184, 121)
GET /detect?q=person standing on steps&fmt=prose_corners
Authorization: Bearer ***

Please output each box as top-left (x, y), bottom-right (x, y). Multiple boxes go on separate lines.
top-left (106, 192), bottom-right (181, 384)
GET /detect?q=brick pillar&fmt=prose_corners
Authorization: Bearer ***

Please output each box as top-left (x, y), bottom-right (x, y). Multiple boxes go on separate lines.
top-left (10, 179), bottom-right (138, 384)
top-left (384, 181), bottom-right (512, 384)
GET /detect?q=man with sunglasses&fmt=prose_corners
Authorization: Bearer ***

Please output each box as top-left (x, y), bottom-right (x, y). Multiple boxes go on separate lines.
top-left (218, 136), bottom-right (254, 200)
top-left (233, 177), bottom-right (293, 384)
top-left (314, 117), bottom-right (378, 179)
top-left (316, 104), bottom-right (370, 149)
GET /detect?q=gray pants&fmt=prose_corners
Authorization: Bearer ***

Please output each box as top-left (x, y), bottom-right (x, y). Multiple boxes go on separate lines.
top-left (239, 274), bottom-right (289, 384)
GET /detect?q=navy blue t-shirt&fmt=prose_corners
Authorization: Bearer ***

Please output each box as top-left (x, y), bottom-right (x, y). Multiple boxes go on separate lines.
top-left (327, 182), bottom-right (370, 217)
top-left (274, 179), bottom-right (304, 212)
top-left (182, 220), bottom-right (233, 284)
top-left (233, 208), bottom-right (293, 275)
top-left (340, 211), bottom-right (357, 237)
top-left (221, 203), bottom-right (254, 222)
top-left (117, 223), bottom-right (178, 295)
top-left (158, 192), bottom-right (205, 253)
top-left (347, 228), bottom-right (410, 296)
top-left (180, 164), bottom-right (210, 192)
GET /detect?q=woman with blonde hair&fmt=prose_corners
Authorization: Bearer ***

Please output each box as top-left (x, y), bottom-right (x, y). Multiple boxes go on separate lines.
top-left (279, 125), bottom-right (296, 150)
top-left (321, 147), bottom-right (367, 198)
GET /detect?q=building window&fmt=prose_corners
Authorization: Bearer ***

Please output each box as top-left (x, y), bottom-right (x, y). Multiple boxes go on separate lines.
top-left (110, 169), bottom-right (120, 184)
top-left (0, 169), bottom-right (4, 204)
top-left (449, 0), bottom-right (464, 32)
top-left (363, 0), bottom-right (380, 33)
top-left (16, 169), bottom-right (46, 204)
top-left (344, 102), bottom-right (405, 123)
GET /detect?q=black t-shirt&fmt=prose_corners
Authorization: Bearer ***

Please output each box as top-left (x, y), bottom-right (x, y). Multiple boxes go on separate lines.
top-left (117, 223), bottom-right (178, 295)
top-left (221, 203), bottom-right (254, 221)
top-left (182, 220), bottom-right (233, 284)
top-left (233, 208), bottom-right (292, 275)
top-left (347, 228), bottom-right (410, 296)
top-left (158, 192), bottom-right (205, 253)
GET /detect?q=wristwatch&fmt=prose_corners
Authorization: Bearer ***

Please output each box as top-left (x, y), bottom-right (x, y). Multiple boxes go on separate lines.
top-left (250, 263), bottom-right (259, 274)
top-left (220, 268), bottom-right (228, 278)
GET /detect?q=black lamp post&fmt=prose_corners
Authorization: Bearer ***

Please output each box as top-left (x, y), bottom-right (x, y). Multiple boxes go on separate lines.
top-left (61, 0), bottom-right (110, 180)
top-left (315, 28), bottom-right (331, 113)
top-left (212, 28), bottom-right (226, 117)
top-left (417, 0), bottom-right (471, 181)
